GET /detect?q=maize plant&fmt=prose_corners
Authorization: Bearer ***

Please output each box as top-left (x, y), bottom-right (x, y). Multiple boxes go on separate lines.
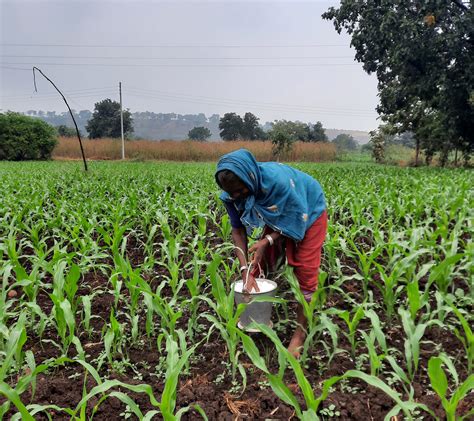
top-left (0, 161), bottom-right (471, 420)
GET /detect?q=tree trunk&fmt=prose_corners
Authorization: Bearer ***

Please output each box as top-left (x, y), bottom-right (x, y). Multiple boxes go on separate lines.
top-left (454, 148), bottom-right (458, 166)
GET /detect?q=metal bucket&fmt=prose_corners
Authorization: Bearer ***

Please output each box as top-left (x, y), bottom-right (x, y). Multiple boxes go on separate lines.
top-left (233, 278), bottom-right (278, 332)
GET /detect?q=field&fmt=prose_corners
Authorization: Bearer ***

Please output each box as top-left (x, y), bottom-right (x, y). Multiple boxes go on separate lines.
top-left (0, 161), bottom-right (473, 420)
top-left (52, 138), bottom-right (337, 162)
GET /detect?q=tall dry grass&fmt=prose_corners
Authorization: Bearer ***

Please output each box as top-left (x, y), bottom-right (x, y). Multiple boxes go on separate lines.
top-left (53, 137), bottom-right (337, 162)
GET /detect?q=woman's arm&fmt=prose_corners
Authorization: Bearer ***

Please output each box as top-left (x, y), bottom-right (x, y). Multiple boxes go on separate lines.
top-left (248, 229), bottom-right (281, 267)
top-left (231, 227), bottom-right (261, 293)
top-left (231, 226), bottom-right (248, 268)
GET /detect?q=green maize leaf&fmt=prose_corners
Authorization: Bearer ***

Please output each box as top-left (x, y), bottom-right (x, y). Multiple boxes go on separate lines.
top-left (108, 391), bottom-right (144, 419)
top-left (301, 409), bottom-right (320, 421)
top-left (344, 370), bottom-right (435, 419)
top-left (385, 356), bottom-right (410, 385)
top-left (11, 404), bottom-right (75, 420)
top-left (0, 314), bottom-right (26, 382)
top-left (161, 337), bottom-right (196, 416)
top-left (428, 254), bottom-right (463, 283)
top-left (428, 357), bottom-right (448, 400)
top-left (232, 327), bottom-right (268, 372)
top-left (73, 379), bottom-right (161, 414)
top-left (0, 382), bottom-right (34, 421)
top-left (143, 410), bottom-right (162, 421)
top-left (366, 309), bottom-right (387, 353)
top-left (450, 374), bottom-right (474, 413)
top-left (437, 353), bottom-right (459, 387)
top-left (267, 373), bottom-right (302, 417)
top-left (257, 324), bottom-right (315, 407)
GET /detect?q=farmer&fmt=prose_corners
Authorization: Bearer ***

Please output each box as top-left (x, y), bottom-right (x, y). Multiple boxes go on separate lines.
top-left (215, 149), bottom-right (327, 357)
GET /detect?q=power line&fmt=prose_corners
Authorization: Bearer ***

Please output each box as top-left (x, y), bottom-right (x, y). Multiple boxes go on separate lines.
top-left (0, 43), bottom-right (348, 48)
top-left (126, 86), bottom-right (376, 114)
top-left (0, 61), bottom-right (359, 68)
top-left (2, 86), bottom-right (117, 99)
top-left (3, 91), bottom-right (117, 103)
top-left (125, 91), bottom-right (376, 118)
top-left (1, 54), bottom-right (355, 60)
top-left (0, 65), bottom-right (30, 71)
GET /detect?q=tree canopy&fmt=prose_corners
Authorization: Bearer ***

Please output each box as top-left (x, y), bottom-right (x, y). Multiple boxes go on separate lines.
top-left (323, 1), bottom-right (473, 164)
top-left (188, 126), bottom-right (212, 141)
top-left (268, 120), bottom-right (328, 142)
top-left (219, 112), bottom-right (266, 141)
top-left (86, 99), bottom-right (133, 139)
top-left (332, 133), bottom-right (358, 151)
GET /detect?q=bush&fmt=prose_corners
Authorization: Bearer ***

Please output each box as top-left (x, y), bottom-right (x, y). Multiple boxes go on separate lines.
top-left (0, 112), bottom-right (58, 160)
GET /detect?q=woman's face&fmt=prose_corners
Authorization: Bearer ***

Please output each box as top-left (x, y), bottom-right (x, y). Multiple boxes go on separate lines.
top-left (222, 179), bottom-right (250, 201)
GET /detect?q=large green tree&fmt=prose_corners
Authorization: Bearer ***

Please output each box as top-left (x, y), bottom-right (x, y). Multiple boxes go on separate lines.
top-left (219, 113), bottom-right (244, 141)
top-left (219, 112), bottom-right (267, 140)
top-left (241, 112), bottom-right (261, 140)
top-left (309, 121), bottom-right (328, 142)
top-left (86, 99), bottom-right (133, 139)
top-left (323, 1), bottom-right (473, 164)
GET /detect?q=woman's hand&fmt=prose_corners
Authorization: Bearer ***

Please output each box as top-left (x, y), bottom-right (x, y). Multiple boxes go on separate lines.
top-left (242, 269), bottom-right (260, 293)
top-left (248, 238), bottom-right (270, 269)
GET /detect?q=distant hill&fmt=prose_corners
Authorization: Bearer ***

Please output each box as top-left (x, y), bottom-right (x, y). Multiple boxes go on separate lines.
top-left (325, 129), bottom-right (370, 144)
top-left (24, 110), bottom-right (370, 142)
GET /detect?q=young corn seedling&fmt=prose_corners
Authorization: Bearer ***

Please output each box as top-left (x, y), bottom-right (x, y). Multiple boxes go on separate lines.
top-left (406, 262), bottom-right (436, 322)
top-left (5, 234), bottom-right (37, 302)
top-left (428, 355), bottom-right (474, 421)
top-left (359, 309), bottom-right (389, 377)
top-left (159, 235), bottom-right (185, 296)
top-left (0, 313), bottom-right (27, 383)
top-left (49, 292), bottom-right (84, 357)
top-left (285, 267), bottom-right (330, 362)
top-left (101, 310), bottom-right (125, 370)
top-left (318, 312), bottom-right (342, 366)
top-left (372, 261), bottom-right (404, 323)
top-left (238, 321), bottom-right (432, 420)
top-left (330, 305), bottom-right (365, 360)
top-left (233, 324), bottom-right (342, 420)
top-left (361, 329), bottom-right (385, 376)
top-left (184, 258), bottom-right (206, 340)
top-left (428, 253), bottom-right (464, 296)
top-left (399, 308), bottom-right (431, 382)
top-left (140, 283), bottom-right (183, 340)
top-left (73, 333), bottom-right (207, 421)
top-left (198, 255), bottom-right (247, 381)
top-left (0, 355), bottom-right (59, 421)
top-left (341, 238), bottom-right (384, 299)
top-left (448, 304), bottom-right (473, 373)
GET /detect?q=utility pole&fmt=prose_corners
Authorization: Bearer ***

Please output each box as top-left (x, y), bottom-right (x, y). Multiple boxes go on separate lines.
top-left (119, 82), bottom-right (125, 160)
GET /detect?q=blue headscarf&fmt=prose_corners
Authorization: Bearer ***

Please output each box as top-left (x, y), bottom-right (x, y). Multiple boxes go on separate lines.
top-left (215, 149), bottom-right (326, 241)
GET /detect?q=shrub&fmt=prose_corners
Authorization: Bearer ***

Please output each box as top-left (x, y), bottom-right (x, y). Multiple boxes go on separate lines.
top-left (0, 112), bottom-right (58, 160)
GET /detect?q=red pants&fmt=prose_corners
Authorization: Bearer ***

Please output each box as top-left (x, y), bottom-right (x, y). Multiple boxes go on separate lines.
top-left (252, 210), bottom-right (328, 300)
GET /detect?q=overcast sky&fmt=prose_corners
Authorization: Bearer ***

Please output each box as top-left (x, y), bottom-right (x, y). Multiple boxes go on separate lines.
top-left (0, 0), bottom-right (380, 131)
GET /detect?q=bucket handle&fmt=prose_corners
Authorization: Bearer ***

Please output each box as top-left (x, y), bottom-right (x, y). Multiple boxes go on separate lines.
top-left (232, 245), bottom-right (264, 292)
top-left (244, 261), bottom-right (264, 293)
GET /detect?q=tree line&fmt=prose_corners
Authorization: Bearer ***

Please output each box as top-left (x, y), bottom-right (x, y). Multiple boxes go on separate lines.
top-left (323, 1), bottom-right (473, 166)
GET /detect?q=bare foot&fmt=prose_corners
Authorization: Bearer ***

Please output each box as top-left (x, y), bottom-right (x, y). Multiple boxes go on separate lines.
top-left (288, 327), bottom-right (306, 359)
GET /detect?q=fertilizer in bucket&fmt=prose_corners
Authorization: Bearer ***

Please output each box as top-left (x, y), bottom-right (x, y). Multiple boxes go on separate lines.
top-left (234, 279), bottom-right (275, 294)
top-left (233, 278), bottom-right (278, 332)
